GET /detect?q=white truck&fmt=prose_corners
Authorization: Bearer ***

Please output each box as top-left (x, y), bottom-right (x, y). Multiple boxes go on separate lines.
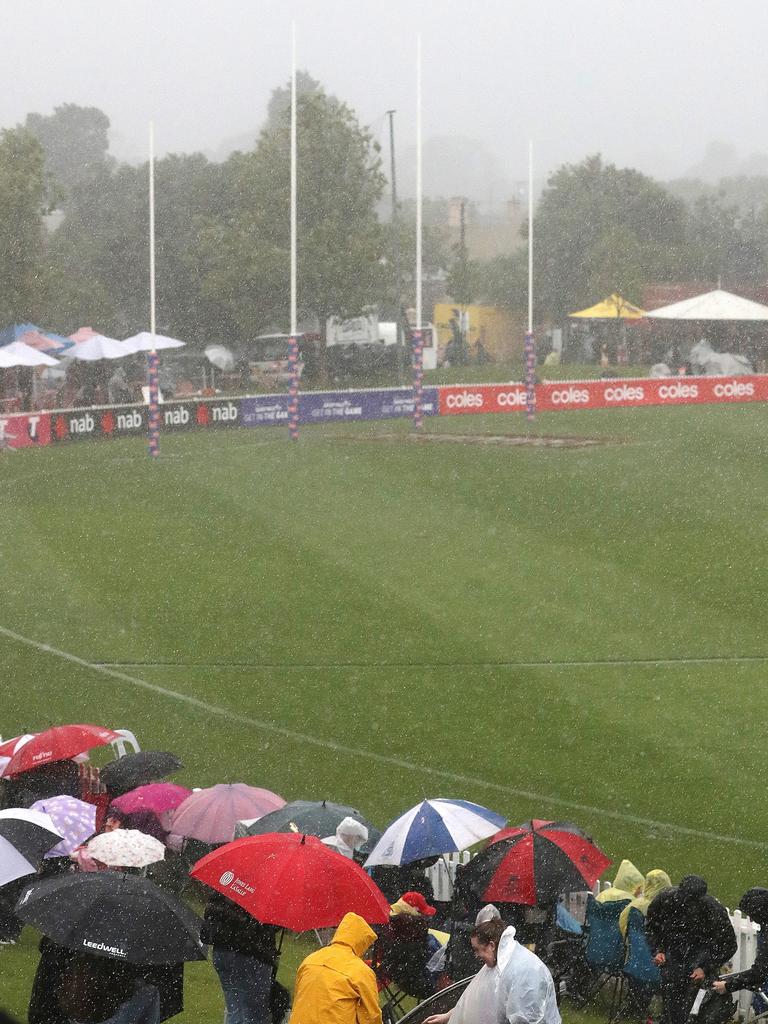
top-left (326, 314), bottom-right (437, 369)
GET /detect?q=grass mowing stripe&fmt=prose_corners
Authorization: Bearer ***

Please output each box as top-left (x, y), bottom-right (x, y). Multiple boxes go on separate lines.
top-left (2, 622), bottom-right (765, 851)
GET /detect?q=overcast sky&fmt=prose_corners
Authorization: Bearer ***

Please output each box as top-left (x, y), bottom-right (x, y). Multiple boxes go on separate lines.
top-left (5, 0), bottom-right (767, 199)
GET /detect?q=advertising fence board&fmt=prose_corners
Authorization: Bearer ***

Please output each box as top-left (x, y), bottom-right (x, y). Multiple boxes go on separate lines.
top-left (1, 378), bottom-right (764, 450)
top-left (438, 376), bottom-right (768, 416)
top-left (0, 412), bottom-right (51, 448)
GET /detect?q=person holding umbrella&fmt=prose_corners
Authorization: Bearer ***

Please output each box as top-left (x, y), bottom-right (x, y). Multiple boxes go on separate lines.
top-left (201, 892), bottom-right (278, 1024)
top-left (17, 871), bottom-right (205, 1024)
top-left (289, 912), bottom-right (382, 1024)
top-left (55, 953), bottom-right (161, 1024)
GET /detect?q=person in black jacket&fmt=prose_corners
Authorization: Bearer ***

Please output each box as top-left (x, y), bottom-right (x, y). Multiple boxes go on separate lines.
top-left (201, 893), bottom-right (277, 1024)
top-left (713, 888), bottom-right (768, 996)
top-left (646, 875), bottom-right (737, 1024)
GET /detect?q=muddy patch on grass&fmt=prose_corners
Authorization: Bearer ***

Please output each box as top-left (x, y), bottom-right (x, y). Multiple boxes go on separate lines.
top-left (340, 432), bottom-right (614, 448)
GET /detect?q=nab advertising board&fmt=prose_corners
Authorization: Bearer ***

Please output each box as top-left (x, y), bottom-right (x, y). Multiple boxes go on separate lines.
top-left (49, 398), bottom-right (243, 442)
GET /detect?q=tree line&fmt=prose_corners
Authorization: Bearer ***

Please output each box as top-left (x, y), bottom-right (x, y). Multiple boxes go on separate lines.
top-left (1, 82), bottom-right (767, 342)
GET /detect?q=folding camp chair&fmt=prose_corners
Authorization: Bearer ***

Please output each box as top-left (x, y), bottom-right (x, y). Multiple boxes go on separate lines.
top-left (579, 894), bottom-right (630, 1016)
top-left (609, 907), bottom-right (660, 1021)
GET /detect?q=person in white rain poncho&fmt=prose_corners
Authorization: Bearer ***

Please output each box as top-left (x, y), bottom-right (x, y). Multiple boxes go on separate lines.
top-left (424, 918), bottom-right (560, 1024)
top-left (321, 817), bottom-right (369, 859)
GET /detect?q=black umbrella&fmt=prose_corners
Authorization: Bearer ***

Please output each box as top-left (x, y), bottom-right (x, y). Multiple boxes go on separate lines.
top-left (238, 799), bottom-right (378, 842)
top-left (15, 871), bottom-right (206, 964)
top-left (0, 808), bottom-right (63, 867)
top-left (100, 752), bottom-right (183, 795)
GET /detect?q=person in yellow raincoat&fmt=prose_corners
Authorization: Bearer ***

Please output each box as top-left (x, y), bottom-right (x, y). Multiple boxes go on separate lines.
top-left (289, 912), bottom-right (382, 1024)
top-left (619, 870), bottom-right (673, 936)
top-left (596, 860), bottom-right (644, 903)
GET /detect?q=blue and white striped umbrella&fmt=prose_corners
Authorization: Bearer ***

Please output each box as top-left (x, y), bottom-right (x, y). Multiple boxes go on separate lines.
top-left (364, 799), bottom-right (507, 868)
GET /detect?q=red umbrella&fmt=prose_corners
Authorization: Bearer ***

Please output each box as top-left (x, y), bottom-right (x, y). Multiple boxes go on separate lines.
top-left (459, 820), bottom-right (612, 905)
top-left (3, 724), bottom-right (120, 776)
top-left (0, 734), bottom-right (35, 771)
top-left (191, 832), bottom-right (391, 931)
top-left (0, 735), bottom-right (31, 756)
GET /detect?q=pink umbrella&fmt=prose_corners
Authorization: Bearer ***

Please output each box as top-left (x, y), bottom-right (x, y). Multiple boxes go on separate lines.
top-left (170, 784), bottom-right (285, 844)
top-left (69, 327), bottom-right (99, 343)
top-left (110, 783), bottom-right (192, 817)
top-left (15, 328), bottom-right (68, 353)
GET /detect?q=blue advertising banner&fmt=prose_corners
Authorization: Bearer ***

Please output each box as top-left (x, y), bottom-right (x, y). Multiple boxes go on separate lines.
top-left (242, 387), bottom-right (438, 428)
top-left (241, 395), bottom-right (289, 426)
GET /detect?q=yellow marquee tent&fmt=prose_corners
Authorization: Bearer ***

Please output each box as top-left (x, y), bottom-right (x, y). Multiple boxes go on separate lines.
top-left (569, 293), bottom-right (646, 319)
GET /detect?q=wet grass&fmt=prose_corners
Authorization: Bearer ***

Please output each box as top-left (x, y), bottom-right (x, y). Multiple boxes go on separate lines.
top-left (1, 402), bottom-right (767, 1020)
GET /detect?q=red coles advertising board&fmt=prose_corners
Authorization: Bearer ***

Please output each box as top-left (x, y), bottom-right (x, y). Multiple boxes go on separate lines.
top-left (439, 376), bottom-right (768, 415)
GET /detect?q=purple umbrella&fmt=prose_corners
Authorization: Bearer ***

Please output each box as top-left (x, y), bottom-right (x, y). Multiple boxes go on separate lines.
top-left (169, 784), bottom-right (285, 844)
top-left (30, 796), bottom-right (96, 857)
top-left (110, 783), bottom-right (192, 816)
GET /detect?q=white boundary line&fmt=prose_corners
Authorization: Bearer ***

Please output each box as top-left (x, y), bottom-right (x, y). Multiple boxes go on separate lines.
top-left (95, 655), bottom-right (768, 669)
top-left (1, 622), bottom-right (765, 850)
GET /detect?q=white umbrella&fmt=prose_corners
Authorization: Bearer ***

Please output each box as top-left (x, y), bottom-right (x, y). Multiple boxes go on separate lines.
top-left (86, 829), bottom-right (166, 869)
top-left (67, 334), bottom-right (129, 361)
top-left (0, 342), bottom-right (59, 368)
top-left (205, 345), bottom-right (235, 371)
top-left (122, 331), bottom-right (185, 354)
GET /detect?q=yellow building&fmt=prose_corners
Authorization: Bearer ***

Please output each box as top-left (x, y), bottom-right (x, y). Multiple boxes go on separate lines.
top-left (432, 303), bottom-right (525, 362)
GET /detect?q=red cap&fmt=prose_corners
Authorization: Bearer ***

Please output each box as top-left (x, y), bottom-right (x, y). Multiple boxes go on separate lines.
top-left (401, 891), bottom-right (436, 916)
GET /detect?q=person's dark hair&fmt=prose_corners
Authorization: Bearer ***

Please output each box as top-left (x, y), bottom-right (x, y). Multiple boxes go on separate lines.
top-left (679, 875), bottom-right (708, 899)
top-left (739, 888), bottom-right (768, 926)
top-left (103, 807), bottom-right (129, 828)
top-left (471, 918), bottom-right (506, 948)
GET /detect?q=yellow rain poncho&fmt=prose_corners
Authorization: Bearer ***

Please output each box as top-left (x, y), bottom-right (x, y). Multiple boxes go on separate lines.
top-left (289, 913), bottom-right (382, 1024)
top-left (596, 860), bottom-right (644, 903)
top-left (619, 869), bottom-right (672, 936)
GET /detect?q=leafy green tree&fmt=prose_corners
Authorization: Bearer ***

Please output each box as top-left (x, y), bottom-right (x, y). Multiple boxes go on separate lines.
top-left (534, 155), bottom-right (688, 320)
top-left (375, 202), bottom-right (449, 321)
top-left (50, 153), bottom-right (232, 341)
top-left (0, 128), bottom-right (49, 325)
top-left (686, 195), bottom-right (766, 285)
top-left (474, 250), bottom-right (528, 311)
top-left (446, 239), bottom-right (476, 306)
top-left (25, 103), bottom-right (112, 205)
top-left (586, 226), bottom-right (645, 302)
top-left (266, 71), bottom-right (331, 131)
top-left (199, 86), bottom-right (386, 338)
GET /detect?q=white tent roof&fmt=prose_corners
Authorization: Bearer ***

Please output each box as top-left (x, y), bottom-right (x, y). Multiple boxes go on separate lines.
top-left (647, 288), bottom-right (768, 321)
top-left (67, 334), bottom-right (128, 361)
top-left (0, 342), bottom-right (59, 367)
top-left (122, 331), bottom-right (185, 354)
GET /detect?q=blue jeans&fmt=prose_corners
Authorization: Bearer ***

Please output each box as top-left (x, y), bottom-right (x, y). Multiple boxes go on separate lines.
top-left (212, 948), bottom-right (273, 1024)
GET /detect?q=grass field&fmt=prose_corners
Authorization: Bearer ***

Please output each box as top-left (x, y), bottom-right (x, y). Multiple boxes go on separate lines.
top-left (2, 399), bottom-right (767, 1020)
